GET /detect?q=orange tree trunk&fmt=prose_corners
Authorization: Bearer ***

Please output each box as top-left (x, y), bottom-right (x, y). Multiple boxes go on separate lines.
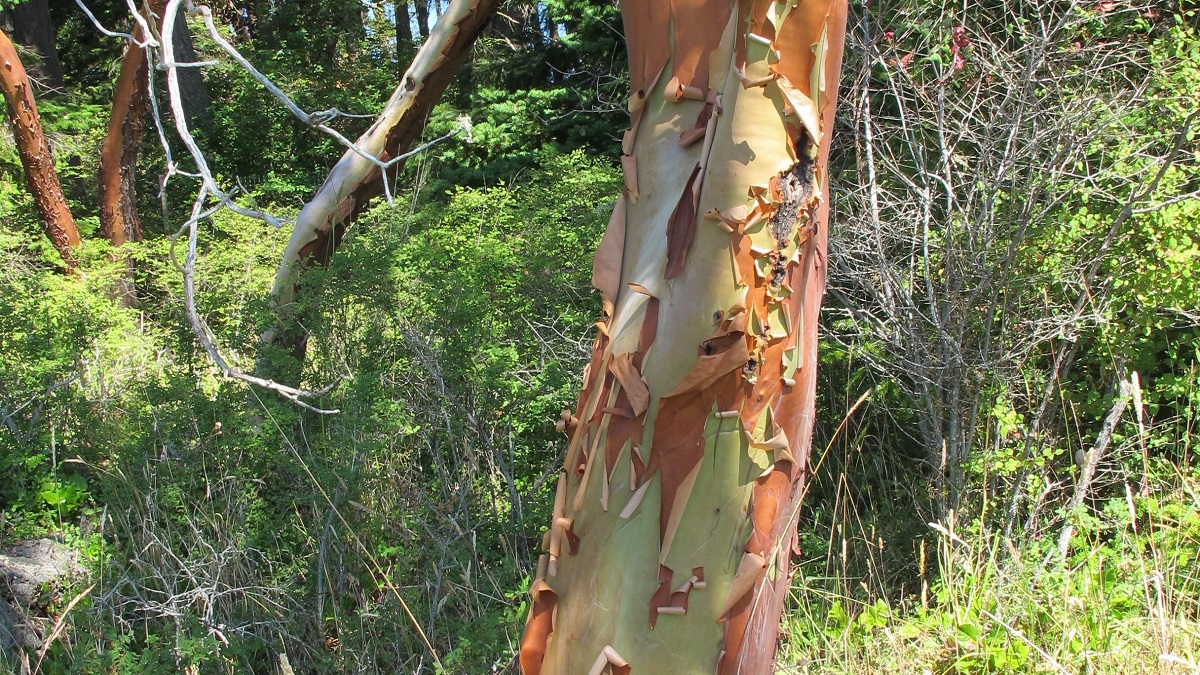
top-left (519, 0), bottom-right (846, 672)
top-left (98, 0), bottom-right (165, 246)
top-left (0, 27), bottom-right (80, 265)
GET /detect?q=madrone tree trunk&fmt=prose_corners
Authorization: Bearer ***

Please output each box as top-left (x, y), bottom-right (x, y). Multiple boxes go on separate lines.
top-left (519, 1), bottom-right (846, 673)
top-left (260, 0), bottom-right (499, 365)
top-left (0, 27), bottom-right (80, 266)
top-left (99, 0), bottom-right (166, 246)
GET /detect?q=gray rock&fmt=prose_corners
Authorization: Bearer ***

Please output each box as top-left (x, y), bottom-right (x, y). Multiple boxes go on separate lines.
top-left (0, 538), bottom-right (82, 609)
top-left (0, 538), bottom-right (84, 660)
top-left (0, 596), bottom-right (39, 653)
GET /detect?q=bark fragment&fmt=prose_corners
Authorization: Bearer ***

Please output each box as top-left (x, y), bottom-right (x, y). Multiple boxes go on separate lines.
top-left (519, 579), bottom-right (558, 675)
top-left (592, 195), bottom-right (628, 317)
top-left (664, 163), bottom-right (703, 279)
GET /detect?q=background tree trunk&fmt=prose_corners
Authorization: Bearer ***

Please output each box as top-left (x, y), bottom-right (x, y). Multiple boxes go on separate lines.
top-left (98, 0), bottom-right (167, 247)
top-left (395, 1), bottom-right (413, 65)
top-left (519, 0), bottom-right (847, 673)
top-left (0, 0), bottom-right (64, 94)
top-left (415, 0), bottom-right (430, 40)
top-left (170, 10), bottom-right (212, 130)
top-left (0, 26), bottom-right (80, 266)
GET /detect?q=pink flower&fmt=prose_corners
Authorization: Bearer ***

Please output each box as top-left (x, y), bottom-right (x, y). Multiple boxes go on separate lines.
top-left (950, 25), bottom-right (969, 71)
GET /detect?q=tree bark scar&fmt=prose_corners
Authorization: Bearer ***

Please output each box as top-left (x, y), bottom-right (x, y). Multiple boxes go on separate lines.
top-left (769, 135), bottom-right (817, 250)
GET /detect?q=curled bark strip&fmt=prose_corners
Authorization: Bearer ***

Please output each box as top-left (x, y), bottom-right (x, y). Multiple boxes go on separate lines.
top-left (771, 1), bottom-right (829, 111)
top-left (555, 517), bottom-right (580, 556)
top-left (647, 391), bottom-right (709, 543)
top-left (620, 476), bottom-right (652, 519)
top-left (586, 645), bottom-right (631, 675)
top-left (745, 467), bottom-right (789, 556)
top-left (554, 408), bottom-right (579, 434)
top-left (593, 195), bottom-right (628, 317)
top-left (666, 75), bottom-right (706, 101)
top-left (648, 564), bottom-right (675, 628)
top-left (772, 75), bottom-right (822, 149)
top-left (611, 353), bottom-right (650, 417)
top-left (635, 293), bottom-right (660, 368)
top-left (679, 96), bottom-right (715, 147)
top-left (602, 438), bottom-right (630, 509)
top-left (659, 456), bottom-right (702, 564)
top-left (547, 471), bottom-right (569, 574)
top-left (663, 327), bottom-right (749, 398)
top-left (653, 565), bottom-right (707, 624)
top-left (572, 409), bottom-right (612, 512)
top-left (717, 552), bottom-right (766, 618)
top-left (620, 0), bottom-right (671, 101)
top-left (519, 579), bottom-right (558, 675)
top-left (734, 0), bottom-right (776, 62)
top-left (606, 412), bottom-right (642, 483)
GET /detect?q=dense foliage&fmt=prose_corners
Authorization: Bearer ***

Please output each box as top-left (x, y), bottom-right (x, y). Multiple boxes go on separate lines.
top-left (0, 0), bottom-right (1197, 672)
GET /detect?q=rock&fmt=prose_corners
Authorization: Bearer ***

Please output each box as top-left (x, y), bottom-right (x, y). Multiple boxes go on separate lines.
top-left (0, 537), bottom-right (82, 609)
top-left (0, 595), bottom-right (38, 653)
top-left (0, 537), bottom-right (85, 660)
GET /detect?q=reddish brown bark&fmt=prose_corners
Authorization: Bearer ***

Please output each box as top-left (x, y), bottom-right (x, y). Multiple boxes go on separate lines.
top-left (0, 27), bottom-right (80, 266)
top-left (98, 1), bottom-right (166, 247)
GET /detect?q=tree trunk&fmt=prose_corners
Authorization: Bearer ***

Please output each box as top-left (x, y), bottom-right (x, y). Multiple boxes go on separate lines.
top-left (99, 1), bottom-right (167, 247)
top-left (396, 1), bottom-right (413, 64)
top-left (519, 1), bottom-right (846, 673)
top-left (415, 0), bottom-right (430, 39)
top-left (259, 0), bottom-right (499, 366)
top-left (0, 0), bottom-right (64, 94)
top-left (170, 10), bottom-right (212, 130)
top-left (0, 27), bottom-right (80, 266)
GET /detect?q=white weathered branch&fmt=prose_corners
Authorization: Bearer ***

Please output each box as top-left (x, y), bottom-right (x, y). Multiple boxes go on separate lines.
top-left (262, 0), bottom-right (501, 344)
top-left (156, 0), bottom-right (338, 411)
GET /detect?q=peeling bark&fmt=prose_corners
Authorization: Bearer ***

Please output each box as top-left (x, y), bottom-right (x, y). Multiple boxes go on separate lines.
top-left (0, 27), bottom-right (80, 267)
top-left (520, 1), bottom-right (846, 672)
top-left (99, 0), bottom-right (166, 247)
top-left (260, 0), bottom-right (500, 363)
